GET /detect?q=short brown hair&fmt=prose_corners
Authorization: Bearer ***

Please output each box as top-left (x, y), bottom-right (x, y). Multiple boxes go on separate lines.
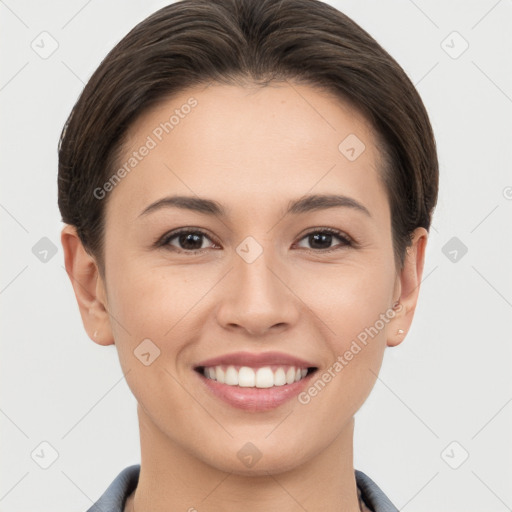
top-left (58, 0), bottom-right (438, 275)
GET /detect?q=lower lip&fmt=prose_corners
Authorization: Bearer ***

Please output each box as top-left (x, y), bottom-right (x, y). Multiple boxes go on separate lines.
top-left (196, 370), bottom-right (315, 411)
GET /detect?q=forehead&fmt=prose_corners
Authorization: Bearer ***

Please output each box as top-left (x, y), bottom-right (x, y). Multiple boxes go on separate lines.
top-left (105, 82), bottom-right (388, 223)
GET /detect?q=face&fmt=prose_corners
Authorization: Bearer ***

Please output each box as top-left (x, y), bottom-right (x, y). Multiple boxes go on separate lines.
top-left (66, 82), bottom-right (425, 475)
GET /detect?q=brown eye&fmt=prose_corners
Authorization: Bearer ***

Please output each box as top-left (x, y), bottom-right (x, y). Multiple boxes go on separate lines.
top-left (159, 229), bottom-right (217, 253)
top-left (296, 228), bottom-right (352, 252)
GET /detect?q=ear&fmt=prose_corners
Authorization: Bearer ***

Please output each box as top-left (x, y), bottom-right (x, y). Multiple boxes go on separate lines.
top-left (387, 227), bottom-right (428, 348)
top-left (61, 224), bottom-right (114, 346)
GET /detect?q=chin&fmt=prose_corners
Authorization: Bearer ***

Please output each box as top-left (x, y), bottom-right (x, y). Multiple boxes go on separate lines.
top-left (200, 440), bottom-right (311, 476)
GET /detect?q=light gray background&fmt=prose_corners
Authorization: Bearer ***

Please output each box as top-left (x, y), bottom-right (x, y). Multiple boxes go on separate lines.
top-left (1, 1), bottom-right (511, 511)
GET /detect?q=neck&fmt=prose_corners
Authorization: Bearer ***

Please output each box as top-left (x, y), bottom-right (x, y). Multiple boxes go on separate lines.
top-left (128, 406), bottom-right (362, 512)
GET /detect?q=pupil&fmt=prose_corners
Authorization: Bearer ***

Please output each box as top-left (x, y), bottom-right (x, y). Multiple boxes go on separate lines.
top-left (180, 233), bottom-right (202, 250)
top-left (310, 233), bottom-right (331, 249)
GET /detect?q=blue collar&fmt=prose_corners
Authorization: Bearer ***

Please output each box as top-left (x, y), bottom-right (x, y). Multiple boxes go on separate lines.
top-left (87, 464), bottom-right (398, 512)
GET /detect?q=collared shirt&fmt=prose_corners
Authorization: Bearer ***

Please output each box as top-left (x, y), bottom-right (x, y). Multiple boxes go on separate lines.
top-left (86, 464), bottom-right (399, 512)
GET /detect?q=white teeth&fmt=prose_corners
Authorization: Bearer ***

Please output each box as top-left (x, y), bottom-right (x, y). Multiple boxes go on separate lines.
top-left (238, 367), bottom-right (255, 387)
top-left (273, 368), bottom-right (286, 386)
top-left (225, 365), bottom-right (238, 385)
top-left (216, 366), bottom-right (225, 384)
top-left (255, 367), bottom-right (274, 388)
top-left (202, 365), bottom-right (311, 388)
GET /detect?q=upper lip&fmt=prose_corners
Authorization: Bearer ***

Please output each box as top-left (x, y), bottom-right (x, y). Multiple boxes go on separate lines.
top-left (195, 351), bottom-right (317, 369)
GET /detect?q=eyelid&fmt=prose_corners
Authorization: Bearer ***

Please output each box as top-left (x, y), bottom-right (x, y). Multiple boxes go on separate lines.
top-left (299, 227), bottom-right (353, 244)
top-left (294, 227), bottom-right (354, 252)
top-left (156, 227), bottom-right (219, 250)
top-left (156, 226), bottom-right (356, 253)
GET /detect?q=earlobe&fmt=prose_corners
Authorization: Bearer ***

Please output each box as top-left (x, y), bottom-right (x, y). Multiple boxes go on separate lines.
top-left (61, 224), bottom-right (114, 346)
top-left (387, 227), bottom-right (428, 348)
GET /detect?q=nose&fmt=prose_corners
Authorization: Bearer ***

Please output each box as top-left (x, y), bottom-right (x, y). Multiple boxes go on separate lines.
top-left (215, 246), bottom-right (300, 337)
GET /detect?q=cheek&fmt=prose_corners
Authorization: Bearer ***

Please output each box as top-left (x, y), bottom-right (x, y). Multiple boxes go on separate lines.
top-left (295, 272), bottom-right (393, 429)
top-left (105, 241), bottom-right (174, 326)
top-left (104, 265), bottom-right (204, 423)
top-left (292, 257), bottom-right (395, 343)
top-left (106, 268), bottom-right (163, 339)
top-left (105, 259), bottom-right (217, 363)
top-left (291, 257), bottom-right (394, 402)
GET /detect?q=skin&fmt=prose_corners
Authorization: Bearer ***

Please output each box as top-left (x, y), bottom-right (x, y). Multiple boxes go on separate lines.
top-left (62, 82), bottom-right (427, 512)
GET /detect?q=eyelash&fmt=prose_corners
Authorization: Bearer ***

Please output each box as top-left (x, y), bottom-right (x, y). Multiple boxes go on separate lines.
top-left (155, 227), bottom-right (355, 254)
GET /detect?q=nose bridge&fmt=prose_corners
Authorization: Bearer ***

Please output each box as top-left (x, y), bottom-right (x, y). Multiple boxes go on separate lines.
top-left (234, 234), bottom-right (283, 305)
top-left (237, 239), bottom-right (278, 297)
top-left (216, 234), bottom-right (298, 334)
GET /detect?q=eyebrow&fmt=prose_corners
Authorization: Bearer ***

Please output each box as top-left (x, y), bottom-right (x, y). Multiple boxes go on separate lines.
top-left (138, 193), bottom-right (371, 218)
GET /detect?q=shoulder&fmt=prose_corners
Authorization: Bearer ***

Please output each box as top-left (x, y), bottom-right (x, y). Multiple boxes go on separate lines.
top-left (355, 469), bottom-right (399, 512)
top-left (86, 464), bottom-right (140, 512)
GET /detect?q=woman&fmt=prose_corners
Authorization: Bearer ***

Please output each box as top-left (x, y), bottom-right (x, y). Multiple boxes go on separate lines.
top-left (58, 0), bottom-right (438, 510)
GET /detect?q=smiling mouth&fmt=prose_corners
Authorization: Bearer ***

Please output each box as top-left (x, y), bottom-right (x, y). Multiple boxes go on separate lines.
top-left (195, 365), bottom-right (318, 389)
